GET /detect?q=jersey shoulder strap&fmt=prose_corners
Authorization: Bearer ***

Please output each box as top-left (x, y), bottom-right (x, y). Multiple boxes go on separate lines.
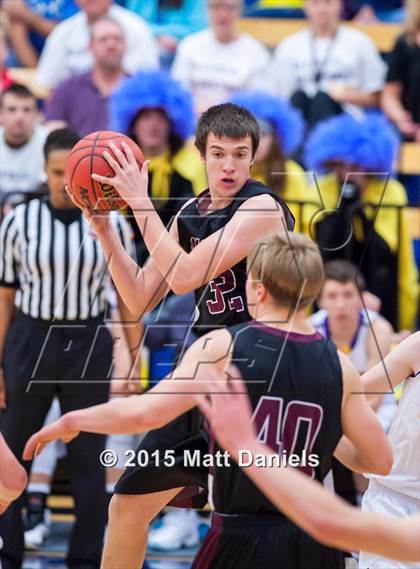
top-left (230, 179), bottom-right (295, 231)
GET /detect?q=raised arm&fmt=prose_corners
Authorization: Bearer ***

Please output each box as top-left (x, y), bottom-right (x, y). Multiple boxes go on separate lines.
top-left (23, 329), bottom-right (232, 460)
top-left (67, 185), bottom-right (173, 318)
top-left (92, 143), bottom-right (286, 295)
top-left (333, 352), bottom-right (393, 475)
top-left (198, 380), bottom-right (420, 564)
top-left (362, 331), bottom-right (420, 395)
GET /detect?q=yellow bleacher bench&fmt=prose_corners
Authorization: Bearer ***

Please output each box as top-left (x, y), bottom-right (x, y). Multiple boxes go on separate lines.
top-left (399, 143), bottom-right (420, 176)
top-left (237, 18), bottom-right (402, 52)
top-left (8, 67), bottom-right (49, 99)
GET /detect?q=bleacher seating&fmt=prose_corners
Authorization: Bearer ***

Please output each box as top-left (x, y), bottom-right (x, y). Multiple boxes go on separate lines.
top-left (237, 18), bottom-right (402, 52)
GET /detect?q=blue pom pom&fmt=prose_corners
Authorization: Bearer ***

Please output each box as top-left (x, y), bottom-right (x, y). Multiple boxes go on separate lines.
top-left (110, 71), bottom-right (195, 141)
top-left (230, 91), bottom-right (304, 156)
top-left (303, 112), bottom-right (400, 175)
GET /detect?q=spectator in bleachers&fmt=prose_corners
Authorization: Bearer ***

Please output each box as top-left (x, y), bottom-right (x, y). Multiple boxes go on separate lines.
top-left (272, 0), bottom-right (386, 129)
top-left (304, 112), bottom-right (418, 331)
top-left (111, 70), bottom-right (207, 263)
top-left (381, 0), bottom-right (420, 142)
top-left (229, 90), bottom-right (318, 232)
top-left (172, 0), bottom-right (271, 114)
top-left (2, 0), bottom-right (78, 68)
top-left (36, 0), bottom-right (158, 89)
top-left (125, 0), bottom-right (208, 68)
top-left (0, 18), bottom-right (14, 92)
top-left (45, 17), bottom-right (127, 137)
top-left (0, 84), bottom-right (47, 202)
top-left (351, 0), bottom-right (405, 23)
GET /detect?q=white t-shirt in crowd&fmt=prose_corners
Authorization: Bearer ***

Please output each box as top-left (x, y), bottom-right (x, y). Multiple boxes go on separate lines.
top-left (36, 5), bottom-right (159, 88)
top-left (272, 25), bottom-right (386, 114)
top-left (0, 125), bottom-right (47, 197)
top-left (172, 29), bottom-right (272, 114)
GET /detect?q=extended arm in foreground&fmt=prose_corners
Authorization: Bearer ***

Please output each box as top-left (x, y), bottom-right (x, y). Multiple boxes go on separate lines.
top-left (198, 376), bottom-right (420, 563)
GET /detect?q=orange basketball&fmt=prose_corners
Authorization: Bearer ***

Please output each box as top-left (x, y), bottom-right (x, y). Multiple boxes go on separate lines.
top-left (65, 131), bottom-right (144, 211)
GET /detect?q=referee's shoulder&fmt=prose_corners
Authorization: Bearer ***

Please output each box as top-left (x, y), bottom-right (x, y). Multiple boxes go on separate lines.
top-left (1, 200), bottom-right (28, 226)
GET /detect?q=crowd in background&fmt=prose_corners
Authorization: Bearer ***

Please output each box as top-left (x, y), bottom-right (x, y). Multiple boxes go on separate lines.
top-left (0, 0), bottom-right (419, 564)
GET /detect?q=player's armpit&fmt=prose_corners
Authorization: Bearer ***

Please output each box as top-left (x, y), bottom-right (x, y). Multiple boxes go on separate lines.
top-left (337, 352), bottom-right (393, 475)
top-left (365, 315), bottom-right (393, 372)
top-left (362, 331), bottom-right (420, 395)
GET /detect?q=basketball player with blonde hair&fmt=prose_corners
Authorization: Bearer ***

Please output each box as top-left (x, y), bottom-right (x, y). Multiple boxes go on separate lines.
top-left (24, 232), bottom-right (392, 569)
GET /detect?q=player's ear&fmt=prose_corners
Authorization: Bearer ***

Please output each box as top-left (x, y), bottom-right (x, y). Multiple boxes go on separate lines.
top-left (200, 153), bottom-right (206, 165)
top-left (255, 282), bottom-right (267, 302)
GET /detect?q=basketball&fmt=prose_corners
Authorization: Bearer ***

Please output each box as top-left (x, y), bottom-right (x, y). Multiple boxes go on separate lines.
top-left (66, 131), bottom-right (144, 211)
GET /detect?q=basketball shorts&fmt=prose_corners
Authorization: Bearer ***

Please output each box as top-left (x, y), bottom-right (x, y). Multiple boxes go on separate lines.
top-left (192, 512), bottom-right (345, 569)
top-left (114, 410), bottom-right (209, 509)
top-left (359, 479), bottom-right (420, 569)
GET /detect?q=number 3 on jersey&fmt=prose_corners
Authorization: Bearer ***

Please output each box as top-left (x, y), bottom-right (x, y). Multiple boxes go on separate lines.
top-left (253, 396), bottom-right (323, 478)
top-left (206, 269), bottom-right (245, 315)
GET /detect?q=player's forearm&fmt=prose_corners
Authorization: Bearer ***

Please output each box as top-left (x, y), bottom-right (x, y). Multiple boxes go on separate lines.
top-left (95, 226), bottom-right (148, 316)
top-left (237, 439), bottom-right (352, 542)
top-left (234, 440), bottom-right (414, 561)
top-left (64, 396), bottom-right (155, 435)
top-left (117, 298), bottom-right (143, 364)
top-left (336, 511), bottom-right (420, 562)
top-left (132, 202), bottom-right (194, 294)
top-left (333, 434), bottom-right (391, 475)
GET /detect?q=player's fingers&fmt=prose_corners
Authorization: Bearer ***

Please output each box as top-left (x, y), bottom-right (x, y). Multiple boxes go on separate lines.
top-left (34, 442), bottom-right (46, 457)
top-left (22, 435), bottom-right (38, 461)
top-left (196, 394), bottom-right (213, 421)
top-left (141, 160), bottom-right (150, 176)
top-left (225, 365), bottom-right (247, 393)
top-left (121, 141), bottom-right (137, 167)
top-left (66, 186), bottom-right (85, 210)
top-left (91, 173), bottom-right (117, 186)
top-left (103, 149), bottom-right (123, 174)
top-left (109, 143), bottom-right (129, 168)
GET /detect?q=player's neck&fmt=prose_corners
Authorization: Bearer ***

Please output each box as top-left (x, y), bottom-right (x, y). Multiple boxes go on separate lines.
top-left (328, 313), bottom-right (360, 349)
top-left (255, 306), bottom-right (315, 335)
top-left (206, 189), bottom-right (235, 211)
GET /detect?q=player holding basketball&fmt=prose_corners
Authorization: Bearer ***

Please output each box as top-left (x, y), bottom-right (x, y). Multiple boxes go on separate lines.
top-left (24, 232), bottom-right (392, 569)
top-left (65, 102), bottom-right (294, 566)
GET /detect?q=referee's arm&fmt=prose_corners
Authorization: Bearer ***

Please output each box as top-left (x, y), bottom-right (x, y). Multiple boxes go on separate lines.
top-left (0, 209), bottom-right (20, 409)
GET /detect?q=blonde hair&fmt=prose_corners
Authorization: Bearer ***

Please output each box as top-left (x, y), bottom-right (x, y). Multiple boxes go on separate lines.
top-left (405, 0), bottom-right (420, 43)
top-left (247, 232), bottom-right (324, 309)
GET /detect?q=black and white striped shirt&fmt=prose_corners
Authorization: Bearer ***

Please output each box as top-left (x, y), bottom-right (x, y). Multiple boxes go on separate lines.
top-left (0, 197), bottom-right (135, 321)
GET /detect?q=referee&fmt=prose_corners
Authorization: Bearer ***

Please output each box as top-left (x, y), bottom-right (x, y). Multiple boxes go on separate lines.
top-left (0, 129), bottom-right (136, 569)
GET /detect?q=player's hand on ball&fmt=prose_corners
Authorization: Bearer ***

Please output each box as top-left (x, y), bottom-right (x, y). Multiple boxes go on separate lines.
top-left (23, 416), bottom-right (80, 460)
top-left (92, 142), bottom-right (150, 209)
top-left (65, 185), bottom-right (111, 236)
